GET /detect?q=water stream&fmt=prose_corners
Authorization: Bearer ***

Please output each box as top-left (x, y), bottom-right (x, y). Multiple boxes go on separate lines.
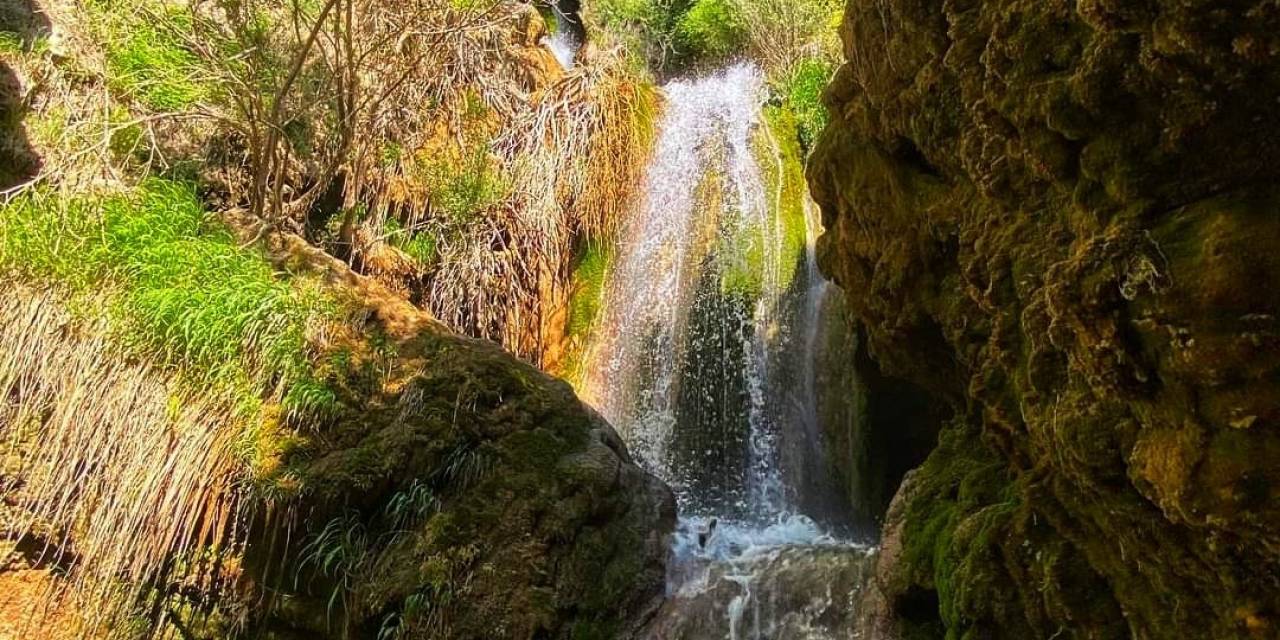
top-left (580, 64), bottom-right (873, 638)
top-left (542, 3), bottom-right (581, 69)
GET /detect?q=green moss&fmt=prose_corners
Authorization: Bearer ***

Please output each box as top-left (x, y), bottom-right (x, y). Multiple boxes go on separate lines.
top-left (778, 58), bottom-right (833, 151)
top-left (894, 423), bottom-right (1022, 636)
top-left (750, 105), bottom-right (810, 291)
top-left (719, 219), bottom-right (766, 300)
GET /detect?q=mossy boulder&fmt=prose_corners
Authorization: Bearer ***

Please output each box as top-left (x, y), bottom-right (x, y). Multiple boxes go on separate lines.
top-left (808, 0), bottom-right (1280, 637)
top-left (233, 234), bottom-right (676, 640)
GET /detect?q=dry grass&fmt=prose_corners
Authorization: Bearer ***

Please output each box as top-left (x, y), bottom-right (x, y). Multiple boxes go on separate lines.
top-left (424, 53), bottom-right (661, 363)
top-left (0, 285), bottom-right (245, 636)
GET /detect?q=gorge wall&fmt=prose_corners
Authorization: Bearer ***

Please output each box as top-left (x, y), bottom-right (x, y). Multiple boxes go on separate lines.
top-left (808, 0), bottom-right (1280, 638)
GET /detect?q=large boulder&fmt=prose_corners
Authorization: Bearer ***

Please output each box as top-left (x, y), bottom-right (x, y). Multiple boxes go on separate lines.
top-left (808, 0), bottom-right (1280, 637)
top-left (240, 233), bottom-right (677, 640)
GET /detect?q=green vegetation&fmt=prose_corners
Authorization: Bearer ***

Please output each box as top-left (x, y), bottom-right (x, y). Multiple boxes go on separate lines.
top-left (559, 242), bottom-right (611, 380)
top-left (719, 221), bottom-right (766, 300)
top-left (423, 144), bottom-right (510, 224)
top-left (744, 105), bottom-right (811, 293)
top-left (568, 243), bottom-right (610, 338)
top-left (0, 28), bottom-right (50, 56)
top-left (383, 217), bottom-right (440, 266)
top-left (585, 0), bottom-right (681, 70)
top-left (0, 30), bottom-right (23, 55)
top-left (0, 179), bottom-right (340, 407)
top-left (780, 58), bottom-right (833, 151)
top-left (587, 0), bottom-right (839, 77)
top-left (676, 0), bottom-right (747, 62)
top-left (89, 1), bottom-right (208, 111)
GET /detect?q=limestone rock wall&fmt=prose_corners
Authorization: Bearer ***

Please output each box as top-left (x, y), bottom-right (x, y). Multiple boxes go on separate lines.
top-left (808, 0), bottom-right (1280, 637)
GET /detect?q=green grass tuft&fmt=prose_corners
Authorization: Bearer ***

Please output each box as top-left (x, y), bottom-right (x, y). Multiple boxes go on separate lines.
top-left (557, 242), bottom-right (612, 381)
top-left (0, 179), bottom-right (339, 403)
top-left (89, 1), bottom-right (208, 111)
top-left (0, 31), bottom-right (23, 56)
top-left (567, 243), bottom-right (610, 339)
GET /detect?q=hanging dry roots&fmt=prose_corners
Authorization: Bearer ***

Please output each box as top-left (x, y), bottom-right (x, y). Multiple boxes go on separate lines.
top-left (0, 286), bottom-right (247, 636)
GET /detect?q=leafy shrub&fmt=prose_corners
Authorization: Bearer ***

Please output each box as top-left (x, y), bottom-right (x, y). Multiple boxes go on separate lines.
top-left (676, 0), bottom-right (746, 61)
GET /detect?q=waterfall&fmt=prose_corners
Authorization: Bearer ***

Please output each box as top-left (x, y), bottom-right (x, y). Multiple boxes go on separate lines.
top-left (580, 64), bottom-right (784, 521)
top-left (543, 4), bottom-right (580, 69)
top-left (580, 63), bottom-right (872, 637)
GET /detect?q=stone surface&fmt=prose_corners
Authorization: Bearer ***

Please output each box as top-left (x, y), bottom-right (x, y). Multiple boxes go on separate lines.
top-left (240, 230), bottom-right (677, 640)
top-left (808, 0), bottom-right (1280, 637)
top-left (643, 546), bottom-right (875, 640)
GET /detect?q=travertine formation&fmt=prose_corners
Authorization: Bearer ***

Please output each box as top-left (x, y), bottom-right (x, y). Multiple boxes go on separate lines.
top-left (808, 0), bottom-right (1280, 637)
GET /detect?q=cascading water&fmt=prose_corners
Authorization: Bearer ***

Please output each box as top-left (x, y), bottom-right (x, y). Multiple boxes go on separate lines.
top-left (542, 4), bottom-right (581, 69)
top-left (582, 64), bottom-right (781, 519)
top-left (580, 64), bottom-right (874, 638)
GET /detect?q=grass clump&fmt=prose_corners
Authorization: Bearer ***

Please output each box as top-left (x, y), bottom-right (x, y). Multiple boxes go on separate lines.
top-left (0, 30), bottom-right (24, 55)
top-left (0, 179), bottom-right (339, 404)
top-left (568, 243), bottom-right (611, 338)
top-left (88, 1), bottom-right (208, 111)
top-left (557, 242), bottom-right (612, 381)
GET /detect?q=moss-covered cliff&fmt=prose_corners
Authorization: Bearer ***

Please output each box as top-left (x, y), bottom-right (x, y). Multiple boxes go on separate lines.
top-left (808, 0), bottom-right (1280, 637)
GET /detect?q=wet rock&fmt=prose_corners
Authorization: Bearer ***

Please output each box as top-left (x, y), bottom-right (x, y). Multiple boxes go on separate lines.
top-left (644, 546), bottom-right (875, 640)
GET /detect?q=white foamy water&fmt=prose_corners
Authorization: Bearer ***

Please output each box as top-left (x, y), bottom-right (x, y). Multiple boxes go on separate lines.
top-left (543, 6), bottom-right (580, 69)
top-left (545, 31), bottom-right (577, 69)
top-left (659, 514), bottom-right (872, 640)
top-left (580, 63), bottom-right (872, 638)
top-left (581, 63), bottom-right (780, 514)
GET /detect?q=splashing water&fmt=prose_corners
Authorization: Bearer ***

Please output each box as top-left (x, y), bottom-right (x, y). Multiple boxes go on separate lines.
top-left (580, 63), bottom-right (872, 637)
top-left (543, 5), bottom-right (580, 69)
top-left (581, 63), bottom-right (781, 519)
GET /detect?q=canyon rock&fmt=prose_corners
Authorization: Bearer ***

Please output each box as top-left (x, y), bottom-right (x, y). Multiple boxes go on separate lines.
top-left (808, 0), bottom-right (1280, 637)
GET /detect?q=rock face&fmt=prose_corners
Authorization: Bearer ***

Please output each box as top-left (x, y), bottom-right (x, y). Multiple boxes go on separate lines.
top-left (239, 234), bottom-right (676, 640)
top-left (808, 0), bottom-right (1280, 638)
top-left (255, 334), bottom-right (674, 640)
top-left (644, 546), bottom-right (875, 640)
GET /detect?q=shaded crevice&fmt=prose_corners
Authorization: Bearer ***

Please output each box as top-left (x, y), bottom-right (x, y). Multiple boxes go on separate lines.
top-left (889, 136), bottom-right (942, 180)
top-left (839, 322), bottom-right (951, 536)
